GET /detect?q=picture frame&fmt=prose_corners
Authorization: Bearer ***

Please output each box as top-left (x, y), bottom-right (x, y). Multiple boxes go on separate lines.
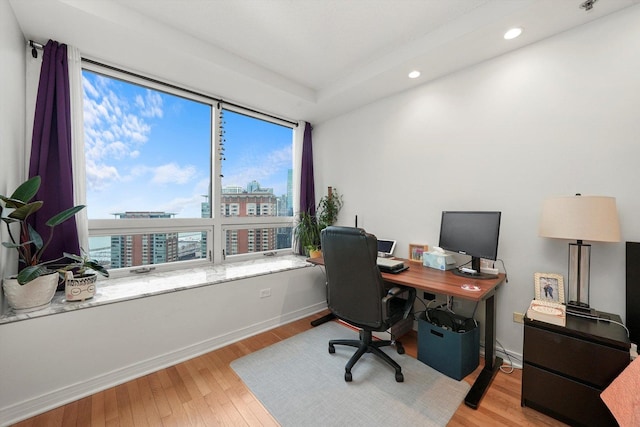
top-left (408, 244), bottom-right (429, 263)
top-left (534, 273), bottom-right (565, 304)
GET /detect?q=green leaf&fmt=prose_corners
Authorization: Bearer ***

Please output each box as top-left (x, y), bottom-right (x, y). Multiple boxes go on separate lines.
top-left (0, 195), bottom-right (26, 209)
top-left (45, 205), bottom-right (85, 227)
top-left (6, 201), bottom-right (43, 221)
top-left (17, 265), bottom-right (50, 285)
top-left (62, 252), bottom-right (84, 262)
top-left (85, 260), bottom-right (109, 277)
top-left (27, 223), bottom-right (43, 251)
top-left (2, 241), bottom-right (31, 249)
top-left (10, 176), bottom-right (41, 203)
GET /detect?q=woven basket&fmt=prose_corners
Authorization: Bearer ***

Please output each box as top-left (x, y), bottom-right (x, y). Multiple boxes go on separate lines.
top-left (2, 273), bottom-right (59, 312)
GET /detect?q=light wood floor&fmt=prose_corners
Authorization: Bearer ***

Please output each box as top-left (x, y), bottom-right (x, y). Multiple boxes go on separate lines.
top-left (12, 310), bottom-right (567, 426)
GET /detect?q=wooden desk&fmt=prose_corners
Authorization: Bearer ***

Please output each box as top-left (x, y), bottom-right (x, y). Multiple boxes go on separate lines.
top-left (307, 257), bottom-right (506, 410)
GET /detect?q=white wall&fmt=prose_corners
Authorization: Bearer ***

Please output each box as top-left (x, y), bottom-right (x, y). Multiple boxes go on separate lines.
top-left (314, 6), bottom-right (640, 357)
top-left (0, 0), bottom-right (26, 285)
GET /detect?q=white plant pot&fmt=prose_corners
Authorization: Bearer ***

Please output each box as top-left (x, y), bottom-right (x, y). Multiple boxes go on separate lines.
top-left (2, 273), bottom-right (59, 313)
top-left (65, 273), bottom-right (97, 301)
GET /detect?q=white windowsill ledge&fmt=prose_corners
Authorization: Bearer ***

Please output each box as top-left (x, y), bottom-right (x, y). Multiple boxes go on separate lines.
top-left (0, 255), bottom-right (312, 325)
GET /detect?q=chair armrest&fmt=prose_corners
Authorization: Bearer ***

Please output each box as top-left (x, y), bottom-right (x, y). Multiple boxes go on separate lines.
top-left (382, 286), bottom-right (416, 320)
top-left (384, 286), bottom-right (406, 298)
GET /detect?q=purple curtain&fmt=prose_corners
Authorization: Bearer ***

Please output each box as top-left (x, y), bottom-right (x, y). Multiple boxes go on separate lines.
top-left (300, 122), bottom-right (316, 216)
top-left (28, 40), bottom-right (80, 267)
top-left (297, 122), bottom-right (316, 255)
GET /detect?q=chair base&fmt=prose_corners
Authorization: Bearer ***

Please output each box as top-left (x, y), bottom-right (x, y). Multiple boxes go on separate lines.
top-left (329, 329), bottom-right (405, 382)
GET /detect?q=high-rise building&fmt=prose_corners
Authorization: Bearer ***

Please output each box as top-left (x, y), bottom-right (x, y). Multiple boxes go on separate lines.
top-left (201, 195), bottom-right (210, 259)
top-left (110, 212), bottom-right (178, 268)
top-left (221, 182), bottom-right (279, 255)
top-left (287, 169), bottom-right (293, 216)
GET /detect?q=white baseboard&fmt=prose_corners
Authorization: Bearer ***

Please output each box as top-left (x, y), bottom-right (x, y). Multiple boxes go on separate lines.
top-left (1, 302), bottom-right (327, 427)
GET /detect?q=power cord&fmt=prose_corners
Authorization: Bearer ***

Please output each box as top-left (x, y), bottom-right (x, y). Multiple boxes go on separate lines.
top-left (495, 259), bottom-right (508, 282)
top-left (568, 310), bottom-right (630, 337)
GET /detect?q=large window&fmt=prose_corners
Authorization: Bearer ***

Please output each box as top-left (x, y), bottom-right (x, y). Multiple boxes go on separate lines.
top-left (82, 65), bottom-right (295, 274)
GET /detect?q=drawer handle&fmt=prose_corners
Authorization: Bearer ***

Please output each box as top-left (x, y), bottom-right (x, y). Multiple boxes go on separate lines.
top-left (430, 329), bottom-right (444, 338)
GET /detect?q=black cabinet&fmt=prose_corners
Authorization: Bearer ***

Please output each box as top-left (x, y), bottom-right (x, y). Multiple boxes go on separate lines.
top-left (522, 311), bottom-right (630, 426)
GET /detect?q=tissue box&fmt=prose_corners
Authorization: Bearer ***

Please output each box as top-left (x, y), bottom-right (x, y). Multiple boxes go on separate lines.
top-left (423, 252), bottom-right (456, 270)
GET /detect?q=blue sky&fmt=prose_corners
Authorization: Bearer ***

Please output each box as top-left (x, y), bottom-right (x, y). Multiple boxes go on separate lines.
top-left (82, 70), bottom-right (293, 219)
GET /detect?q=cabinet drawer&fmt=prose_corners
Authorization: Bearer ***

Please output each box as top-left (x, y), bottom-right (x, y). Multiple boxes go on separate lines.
top-left (524, 324), bottom-right (628, 387)
top-left (522, 363), bottom-right (617, 427)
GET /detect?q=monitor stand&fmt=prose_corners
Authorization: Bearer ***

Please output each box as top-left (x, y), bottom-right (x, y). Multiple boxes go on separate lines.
top-left (452, 256), bottom-right (498, 280)
top-left (452, 269), bottom-right (498, 280)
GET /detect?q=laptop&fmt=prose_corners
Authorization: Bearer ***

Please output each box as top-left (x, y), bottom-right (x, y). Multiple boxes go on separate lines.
top-left (376, 257), bottom-right (404, 269)
top-left (376, 257), bottom-right (408, 273)
top-left (377, 239), bottom-right (396, 258)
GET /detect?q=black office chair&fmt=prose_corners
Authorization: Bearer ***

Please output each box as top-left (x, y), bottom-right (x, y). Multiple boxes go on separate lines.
top-left (321, 226), bottom-right (416, 382)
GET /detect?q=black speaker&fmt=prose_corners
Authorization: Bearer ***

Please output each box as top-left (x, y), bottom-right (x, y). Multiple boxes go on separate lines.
top-left (625, 242), bottom-right (640, 344)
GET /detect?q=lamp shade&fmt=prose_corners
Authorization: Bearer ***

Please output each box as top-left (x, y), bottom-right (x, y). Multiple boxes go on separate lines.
top-left (539, 195), bottom-right (621, 242)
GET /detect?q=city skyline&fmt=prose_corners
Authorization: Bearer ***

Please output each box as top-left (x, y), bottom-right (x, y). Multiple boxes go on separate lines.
top-left (88, 176), bottom-right (294, 264)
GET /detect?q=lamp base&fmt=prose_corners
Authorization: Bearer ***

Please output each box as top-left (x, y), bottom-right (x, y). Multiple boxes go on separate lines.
top-left (566, 301), bottom-right (596, 317)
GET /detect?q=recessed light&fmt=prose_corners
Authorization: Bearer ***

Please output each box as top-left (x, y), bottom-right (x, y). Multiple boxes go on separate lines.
top-left (408, 70), bottom-right (421, 79)
top-left (504, 27), bottom-right (523, 40)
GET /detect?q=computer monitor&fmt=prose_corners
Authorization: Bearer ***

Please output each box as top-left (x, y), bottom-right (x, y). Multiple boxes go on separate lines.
top-left (438, 211), bottom-right (501, 279)
top-left (377, 239), bottom-right (396, 257)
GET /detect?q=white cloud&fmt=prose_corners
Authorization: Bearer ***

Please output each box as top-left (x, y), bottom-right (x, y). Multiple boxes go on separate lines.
top-left (136, 90), bottom-right (164, 118)
top-left (85, 158), bottom-right (120, 191)
top-left (152, 163), bottom-right (197, 185)
top-left (223, 145), bottom-right (292, 194)
top-left (157, 194), bottom-right (204, 216)
top-left (82, 72), bottom-right (162, 192)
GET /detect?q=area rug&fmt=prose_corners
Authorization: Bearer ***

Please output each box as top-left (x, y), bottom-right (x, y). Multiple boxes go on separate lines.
top-left (231, 321), bottom-right (470, 426)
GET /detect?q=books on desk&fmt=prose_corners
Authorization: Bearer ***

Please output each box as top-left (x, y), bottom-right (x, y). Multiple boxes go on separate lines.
top-left (527, 299), bottom-right (566, 326)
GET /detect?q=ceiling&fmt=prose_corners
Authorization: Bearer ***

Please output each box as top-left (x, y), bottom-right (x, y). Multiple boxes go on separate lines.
top-left (8, 0), bottom-right (640, 123)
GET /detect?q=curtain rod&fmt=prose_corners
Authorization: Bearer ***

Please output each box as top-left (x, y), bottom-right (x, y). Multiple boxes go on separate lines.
top-left (29, 40), bottom-right (44, 58)
top-left (28, 41), bottom-right (297, 127)
top-left (81, 57), bottom-right (298, 127)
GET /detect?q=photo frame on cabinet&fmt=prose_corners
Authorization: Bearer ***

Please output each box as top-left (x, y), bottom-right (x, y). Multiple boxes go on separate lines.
top-left (534, 273), bottom-right (565, 304)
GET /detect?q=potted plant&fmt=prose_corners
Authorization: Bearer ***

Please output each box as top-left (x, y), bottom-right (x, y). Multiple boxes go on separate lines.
top-left (293, 211), bottom-right (322, 257)
top-left (1, 176), bottom-right (85, 312)
top-left (293, 187), bottom-right (343, 257)
top-left (317, 187), bottom-right (343, 230)
top-left (56, 251), bottom-right (109, 301)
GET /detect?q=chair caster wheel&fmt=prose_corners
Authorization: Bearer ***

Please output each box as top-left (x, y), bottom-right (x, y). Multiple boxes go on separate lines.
top-left (345, 371), bottom-right (352, 382)
top-left (396, 345), bottom-right (405, 355)
top-left (328, 344), bottom-right (335, 354)
top-left (395, 372), bottom-right (404, 382)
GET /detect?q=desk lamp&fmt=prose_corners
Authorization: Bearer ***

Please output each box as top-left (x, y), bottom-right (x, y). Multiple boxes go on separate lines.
top-left (539, 194), bottom-right (620, 314)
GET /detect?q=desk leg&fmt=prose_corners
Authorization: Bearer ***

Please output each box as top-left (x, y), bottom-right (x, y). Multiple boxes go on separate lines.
top-left (464, 293), bottom-right (502, 409)
top-left (311, 312), bottom-right (335, 327)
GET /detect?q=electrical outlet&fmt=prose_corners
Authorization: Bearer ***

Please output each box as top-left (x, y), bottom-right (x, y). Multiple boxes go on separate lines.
top-left (513, 312), bottom-right (525, 324)
top-left (260, 288), bottom-right (271, 298)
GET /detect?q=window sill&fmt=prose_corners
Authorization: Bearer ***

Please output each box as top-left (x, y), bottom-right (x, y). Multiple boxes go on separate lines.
top-left (0, 255), bottom-right (312, 325)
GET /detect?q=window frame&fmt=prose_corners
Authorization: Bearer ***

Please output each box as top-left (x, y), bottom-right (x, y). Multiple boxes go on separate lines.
top-left (81, 62), bottom-right (297, 277)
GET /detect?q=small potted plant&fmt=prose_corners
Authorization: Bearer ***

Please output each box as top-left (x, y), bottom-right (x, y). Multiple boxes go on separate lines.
top-left (1, 176), bottom-right (85, 312)
top-left (56, 251), bottom-right (109, 301)
top-left (293, 211), bottom-right (322, 257)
